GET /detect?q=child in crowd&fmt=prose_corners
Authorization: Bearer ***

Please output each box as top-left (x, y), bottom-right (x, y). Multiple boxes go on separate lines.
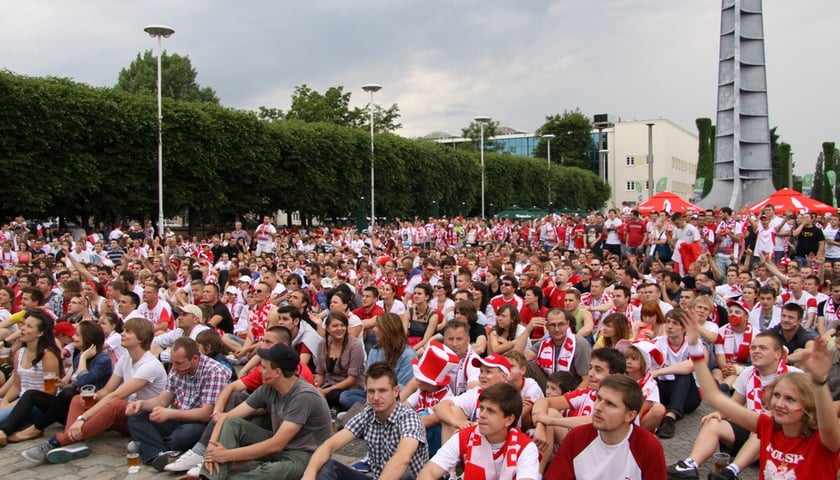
top-left (403, 342), bottom-right (459, 456)
top-left (617, 339), bottom-right (666, 432)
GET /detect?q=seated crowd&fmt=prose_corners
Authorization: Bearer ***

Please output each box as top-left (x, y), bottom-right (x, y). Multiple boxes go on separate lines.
top-left (0, 206), bottom-right (838, 480)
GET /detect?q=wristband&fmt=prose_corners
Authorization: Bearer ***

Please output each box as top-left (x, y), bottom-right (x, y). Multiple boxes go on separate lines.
top-left (686, 342), bottom-right (705, 361)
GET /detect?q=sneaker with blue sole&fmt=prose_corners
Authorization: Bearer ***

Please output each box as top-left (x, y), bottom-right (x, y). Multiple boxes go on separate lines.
top-left (45, 442), bottom-right (91, 464)
top-left (352, 455), bottom-right (371, 473)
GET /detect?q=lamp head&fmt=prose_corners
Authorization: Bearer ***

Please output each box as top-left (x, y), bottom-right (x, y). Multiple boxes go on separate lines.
top-left (361, 84), bottom-right (383, 93)
top-left (144, 25), bottom-right (175, 38)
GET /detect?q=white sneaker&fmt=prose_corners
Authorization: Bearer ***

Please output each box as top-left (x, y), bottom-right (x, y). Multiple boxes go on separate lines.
top-left (186, 465), bottom-right (201, 478)
top-left (165, 449), bottom-right (204, 472)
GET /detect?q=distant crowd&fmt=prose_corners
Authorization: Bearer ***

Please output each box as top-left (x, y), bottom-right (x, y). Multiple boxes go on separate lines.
top-left (0, 205), bottom-right (838, 480)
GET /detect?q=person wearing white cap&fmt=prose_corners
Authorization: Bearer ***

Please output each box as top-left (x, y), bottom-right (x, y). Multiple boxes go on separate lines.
top-left (434, 353), bottom-right (511, 443)
top-left (404, 341), bottom-right (458, 456)
top-left (151, 304), bottom-right (210, 361)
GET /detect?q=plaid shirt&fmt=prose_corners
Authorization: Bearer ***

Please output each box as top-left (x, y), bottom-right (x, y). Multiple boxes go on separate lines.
top-left (345, 402), bottom-right (428, 479)
top-left (165, 354), bottom-right (229, 410)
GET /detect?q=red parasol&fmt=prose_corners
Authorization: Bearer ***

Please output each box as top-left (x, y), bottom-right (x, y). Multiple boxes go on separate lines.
top-left (636, 192), bottom-right (702, 215)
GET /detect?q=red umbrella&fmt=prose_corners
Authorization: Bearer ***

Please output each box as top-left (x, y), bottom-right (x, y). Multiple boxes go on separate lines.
top-left (637, 192), bottom-right (702, 215)
top-left (745, 188), bottom-right (837, 215)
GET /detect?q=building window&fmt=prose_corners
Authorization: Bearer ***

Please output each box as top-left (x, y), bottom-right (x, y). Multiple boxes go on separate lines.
top-left (644, 155), bottom-right (650, 165)
top-left (625, 156), bottom-right (635, 166)
top-left (645, 180), bottom-right (651, 190)
top-left (625, 181), bottom-right (636, 192)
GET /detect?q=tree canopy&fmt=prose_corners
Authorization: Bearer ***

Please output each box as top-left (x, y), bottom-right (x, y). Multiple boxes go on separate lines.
top-left (116, 50), bottom-right (219, 104)
top-left (266, 84), bottom-right (402, 133)
top-left (460, 118), bottom-right (504, 152)
top-left (534, 110), bottom-right (596, 170)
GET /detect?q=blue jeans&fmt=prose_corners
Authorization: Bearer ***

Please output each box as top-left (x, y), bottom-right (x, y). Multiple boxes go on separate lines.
top-left (316, 459), bottom-right (415, 480)
top-left (338, 390), bottom-right (366, 411)
top-left (658, 374), bottom-right (701, 418)
top-left (127, 411), bottom-right (206, 463)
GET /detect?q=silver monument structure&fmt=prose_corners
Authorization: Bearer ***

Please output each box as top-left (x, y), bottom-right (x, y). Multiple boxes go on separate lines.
top-left (700, 0), bottom-right (775, 209)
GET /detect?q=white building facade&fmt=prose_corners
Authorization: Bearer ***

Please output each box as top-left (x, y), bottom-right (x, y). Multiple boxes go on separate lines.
top-left (600, 119), bottom-right (698, 207)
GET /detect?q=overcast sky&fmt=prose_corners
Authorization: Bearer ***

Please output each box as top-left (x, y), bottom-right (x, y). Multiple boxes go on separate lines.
top-left (2, 1), bottom-right (835, 175)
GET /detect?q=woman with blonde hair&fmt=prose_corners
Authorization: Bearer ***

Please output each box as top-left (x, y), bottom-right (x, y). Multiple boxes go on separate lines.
top-left (684, 310), bottom-right (840, 479)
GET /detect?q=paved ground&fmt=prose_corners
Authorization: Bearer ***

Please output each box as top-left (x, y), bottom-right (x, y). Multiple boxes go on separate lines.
top-left (2, 403), bottom-right (757, 479)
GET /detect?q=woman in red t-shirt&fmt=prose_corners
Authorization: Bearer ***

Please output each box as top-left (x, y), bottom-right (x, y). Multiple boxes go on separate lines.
top-left (683, 309), bottom-right (840, 480)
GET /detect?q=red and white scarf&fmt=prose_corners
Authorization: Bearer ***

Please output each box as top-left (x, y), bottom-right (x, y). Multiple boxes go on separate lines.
top-left (745, 360), bottom-right (789, 412)
top-left (721, 324), bottom-right (754, 364)
top-left (535, 331), bottom-right (576, 375)
top-left (459, 425), bottom-right (532, 480)
top-left (416, 386), bottom-right (450, 412)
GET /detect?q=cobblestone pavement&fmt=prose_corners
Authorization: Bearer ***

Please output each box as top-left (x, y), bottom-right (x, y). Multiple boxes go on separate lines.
top-left (2, 402), bottom-right (757, 479)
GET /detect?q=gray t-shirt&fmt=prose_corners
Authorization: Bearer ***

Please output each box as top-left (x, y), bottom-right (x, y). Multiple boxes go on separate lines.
top-left (245, 377), bottom-right (333, 452)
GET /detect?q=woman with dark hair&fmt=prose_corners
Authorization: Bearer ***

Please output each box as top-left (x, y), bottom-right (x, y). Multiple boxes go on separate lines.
top-left (99, 312), bottom-right (127, 364)
top-left (488, 304), bottom-right (529, 354)
top-left (471, 280), bottom-right (495, 326)
top-left (485, 267), bottom-right (503, 299)
top-left (326, 290), bottom-right (363, 339)
top-left (430, 279), bottom-right (455, 319)
top-left (403, 283), bottom-right (440, 354)
top-left (377, 282), bottom-right (406, 315)
top-left (0, 310), bottom-right (63, 444)
top-left (314, 311), bottom-right (365, 410)
top-left (338, 313), bottom-right (417, 410)
top-left (0, 321), bottom-right (111, 442)
top-left (453, 300), bottom-right (487, 356)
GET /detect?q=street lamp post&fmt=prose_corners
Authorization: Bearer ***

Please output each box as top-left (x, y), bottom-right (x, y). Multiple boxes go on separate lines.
top-left (362, 84), bottom-right (382, 229)
top-left (475, 116), bottom-right (490, 218)
top-left (144, 25), bottom-right (175, 239)
top-left (542, 134), bottom-right (555, 207)
top-left (646, 122), bottom-right (655, 200)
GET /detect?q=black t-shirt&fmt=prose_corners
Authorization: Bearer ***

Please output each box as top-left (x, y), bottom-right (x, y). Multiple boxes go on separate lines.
top-left (468, 322), bottom-right (487, 344)
top-left (796, 225), bottom-right (824, 256)
top-left (211, 299), bottom-right (235, 334)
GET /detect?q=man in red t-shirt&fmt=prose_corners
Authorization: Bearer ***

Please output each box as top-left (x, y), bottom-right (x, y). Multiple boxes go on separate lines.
top-left (624, 210), bottom-right (648, 256)
top-left (353, 286), bottom-right (386, 349)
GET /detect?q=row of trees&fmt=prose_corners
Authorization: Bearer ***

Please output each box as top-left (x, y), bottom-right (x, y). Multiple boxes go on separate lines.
top-left (0, 69), bottom-right (610, 227)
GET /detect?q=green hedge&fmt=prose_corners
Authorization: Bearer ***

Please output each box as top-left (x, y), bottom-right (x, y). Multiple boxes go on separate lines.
top-left (0, 71), bottom-right (610, 224)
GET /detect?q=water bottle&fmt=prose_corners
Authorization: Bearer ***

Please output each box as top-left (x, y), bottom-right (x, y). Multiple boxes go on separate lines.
top-left (126, 441), bottom-right (140, 473)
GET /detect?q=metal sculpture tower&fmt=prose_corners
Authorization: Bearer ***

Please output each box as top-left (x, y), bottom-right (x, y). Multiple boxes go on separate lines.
top-left (701, 0), bottom-right (775, 209)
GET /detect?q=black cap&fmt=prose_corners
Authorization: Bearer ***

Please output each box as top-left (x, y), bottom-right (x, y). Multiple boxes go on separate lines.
top-left (257, 344), bottom-right (300, 372)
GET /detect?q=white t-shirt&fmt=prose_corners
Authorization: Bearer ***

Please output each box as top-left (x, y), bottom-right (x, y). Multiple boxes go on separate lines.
top-left (824, 225), bottom-right (840, 258)
top-left (430, 428), bottom-right (541, 480)
top-left (113, 351), bottom-right (167, 402)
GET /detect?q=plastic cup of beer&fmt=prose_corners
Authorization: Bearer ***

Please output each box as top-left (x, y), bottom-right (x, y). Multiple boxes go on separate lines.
top-left (80, 384), bottom-right (96, 410)
top-left (44, 372), bottom-right (58, 395)
top-left (713, 452), bottom-right (731, 473)
top-left (0, 347), bottom-right (9, 366)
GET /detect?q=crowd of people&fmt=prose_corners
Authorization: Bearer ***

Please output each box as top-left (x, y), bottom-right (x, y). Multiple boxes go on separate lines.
top-left (0, 204), bottom-right (838, 480)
